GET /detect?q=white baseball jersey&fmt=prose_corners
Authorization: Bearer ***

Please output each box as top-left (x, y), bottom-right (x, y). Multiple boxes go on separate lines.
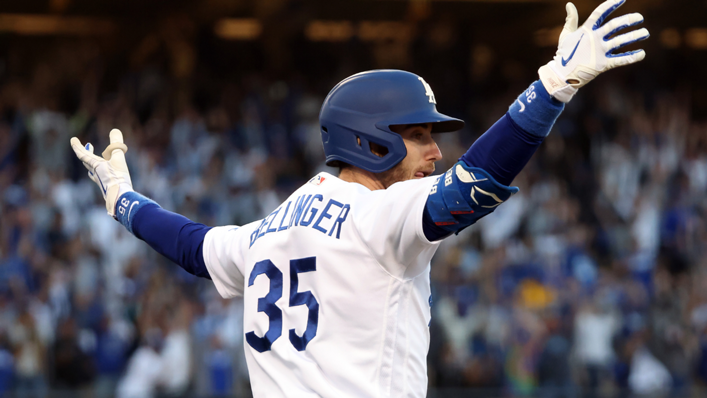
top-left (203, 172), bottom-right (442, 398)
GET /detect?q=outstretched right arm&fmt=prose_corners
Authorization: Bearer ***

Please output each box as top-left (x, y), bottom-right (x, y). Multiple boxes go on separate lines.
top-left (116, 193), bottom-right (212, 279)
top-left (70, 130), bottom-right (212, 279)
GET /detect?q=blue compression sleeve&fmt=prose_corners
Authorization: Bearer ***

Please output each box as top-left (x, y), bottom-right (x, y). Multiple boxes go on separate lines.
top-left (460, 114), bottom-right (543, 186)
top-left (460, 81), bottom-right (564, 186)
top-left (115, 191), bottom-right (212, 279)
top-left (506, 80), bottom-right (565, 138)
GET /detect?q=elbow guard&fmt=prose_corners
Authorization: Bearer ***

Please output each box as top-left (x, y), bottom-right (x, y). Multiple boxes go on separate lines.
top-left (425, 161), bottom-right (519, 234)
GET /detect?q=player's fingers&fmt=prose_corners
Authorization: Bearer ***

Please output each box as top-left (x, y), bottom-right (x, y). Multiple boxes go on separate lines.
top-left (559, 3), bottom-right (579, 43)
top-left (109, 128), bottom-right (124, 144)
top-left (565, 3), bottom-right (579, 31)
top-left (102, 129), bottom-right (128, 160)
top-left (70, 136), bottom-right (83, 153)
top-left (608, 49), bottom-right (646, 69)
top-left (82, 143), bottom-right (98, 172)
top-left (599, 13), bottom-right (644, 40)
top-left (70, 137), bottom-right (102, 167)
top-left (70, 137), bottom-right (90, 157)
top-left (585, 0), bottom-right (625, 30)
top-left (605, 28), bottom-right (649, 53)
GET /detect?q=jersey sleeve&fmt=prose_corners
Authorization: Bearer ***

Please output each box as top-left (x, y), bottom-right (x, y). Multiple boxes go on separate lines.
top-left (202, 224), bottom-right (254, 299)
top-left (351, 177), bottom-right (441, 280)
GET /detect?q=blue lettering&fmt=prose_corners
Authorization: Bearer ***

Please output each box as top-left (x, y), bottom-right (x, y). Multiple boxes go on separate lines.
top-left (266, 208), bottom-right (280, 234)
top-left (289, 195), bottom-right (303, 227)
top-left (250, 218), bottom-right (269, 247)
top-left (249, 196), bottom-right (351, 249)
top-left (328, 204), bottom-right (350, 239)
top-left (258, 218), bottom-right (270, 237)
top-left (258, 212), bottom-right (274, 238)
top-left (313, 200), bottom-right (343, 234)
top-left (300, 195), bottom-right (323, 227)
top-left (293, 195), bottom-right (313, 227)
top-left (277, 201), bottom-right (292, 232)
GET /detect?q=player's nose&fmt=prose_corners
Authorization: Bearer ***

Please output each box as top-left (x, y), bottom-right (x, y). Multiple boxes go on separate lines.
top-left (427, 140), bottom-right (443, 162)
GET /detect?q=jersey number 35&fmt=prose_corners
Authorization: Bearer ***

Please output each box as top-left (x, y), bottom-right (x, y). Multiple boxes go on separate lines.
top-left (246, 257), bottom-right (319, 353)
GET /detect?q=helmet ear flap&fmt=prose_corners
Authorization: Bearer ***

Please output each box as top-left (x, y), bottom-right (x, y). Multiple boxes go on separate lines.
top-left (323, 131), bottom-right (391, 168)
top-left (321, 120), bottom-right (407, 173)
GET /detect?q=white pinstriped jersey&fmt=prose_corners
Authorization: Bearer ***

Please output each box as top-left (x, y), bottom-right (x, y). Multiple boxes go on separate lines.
top-left (202, 172), bottom-right (441, 398)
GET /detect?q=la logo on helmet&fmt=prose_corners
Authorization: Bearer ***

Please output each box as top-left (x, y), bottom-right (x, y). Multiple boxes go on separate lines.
top-left (418, 77), bottom-right (436, 104)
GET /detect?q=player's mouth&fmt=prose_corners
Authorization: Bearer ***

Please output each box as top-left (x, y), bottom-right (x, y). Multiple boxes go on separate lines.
top-left (415, 169), bottom-right (434, 178)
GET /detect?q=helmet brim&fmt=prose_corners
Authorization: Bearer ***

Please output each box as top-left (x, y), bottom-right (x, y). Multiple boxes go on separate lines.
top-left (378, 109), bottom-right (465, 134)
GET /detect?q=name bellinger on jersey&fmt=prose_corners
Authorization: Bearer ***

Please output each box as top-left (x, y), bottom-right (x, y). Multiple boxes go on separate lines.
top-left (249, 176), bottom-right (351, 247)
top-left (203, 173), bottom-right (441, 397)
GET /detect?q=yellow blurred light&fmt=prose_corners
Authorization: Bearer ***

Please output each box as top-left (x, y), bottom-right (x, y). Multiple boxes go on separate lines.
top-left (358, 21), bottom-right (413, 42)
top-left (0, 14), bottom-right (114, 35)
top-left (686, 28), bottom-right (707, 50)
top-left (49, 0), bottom-right (72, 13)
top-left (660, 29), bottom-right (681, 49)
top-left (305, 21), bottom-right (354, 42)
top-left (214, 18), bottom-right (262, 40)
top-left (305, 20), bottom-right (413, 43)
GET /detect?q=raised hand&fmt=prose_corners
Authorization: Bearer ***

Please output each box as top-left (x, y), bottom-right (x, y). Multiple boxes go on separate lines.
top-left (539, 0), bottom-right (650, 102)
top-left (70, 129), bottom-right (134, 217)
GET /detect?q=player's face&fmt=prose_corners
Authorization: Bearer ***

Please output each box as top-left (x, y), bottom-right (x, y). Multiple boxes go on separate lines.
top-left (378, 123), bottom-right (442, 187)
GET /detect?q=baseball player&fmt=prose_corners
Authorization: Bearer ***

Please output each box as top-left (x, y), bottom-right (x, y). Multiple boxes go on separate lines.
top-left (70, 1), bottom-right (648, 396)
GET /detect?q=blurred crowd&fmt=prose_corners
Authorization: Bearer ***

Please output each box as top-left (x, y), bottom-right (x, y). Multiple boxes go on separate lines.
top-left (429, 86), bottom-right (707, 397)
top-left (0, 28), bottom-right (706, 398)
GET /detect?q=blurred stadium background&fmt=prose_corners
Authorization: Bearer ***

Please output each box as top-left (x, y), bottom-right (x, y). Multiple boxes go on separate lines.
top-left (0, 0), bottom-right (705, 397)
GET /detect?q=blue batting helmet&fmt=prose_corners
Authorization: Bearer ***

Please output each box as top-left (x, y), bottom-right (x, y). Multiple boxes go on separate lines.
top-left (319, 70), bottom-right (464, 173)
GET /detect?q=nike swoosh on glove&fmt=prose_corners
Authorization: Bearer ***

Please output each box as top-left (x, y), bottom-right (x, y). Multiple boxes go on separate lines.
top-left (70, 129), bottom-right (134, 217)
top-left (539, 0), bottom-right (649, 103)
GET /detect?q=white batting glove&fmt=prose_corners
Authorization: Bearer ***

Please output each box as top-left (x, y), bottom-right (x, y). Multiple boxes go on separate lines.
top-left (70, 129), bottom-right (133, 217)
top-left (539, 0), bottom-right (649, 103)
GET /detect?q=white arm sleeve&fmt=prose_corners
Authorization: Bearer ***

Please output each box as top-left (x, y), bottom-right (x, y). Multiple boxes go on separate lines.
top-left (202, 224), bottom-right (252, 299)
top-left (352, 177), bottom-right (441, 280)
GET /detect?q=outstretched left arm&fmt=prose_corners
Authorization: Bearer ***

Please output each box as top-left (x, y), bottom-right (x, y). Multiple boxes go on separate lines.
top-left (422, 0), bottom-right (649, 241)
